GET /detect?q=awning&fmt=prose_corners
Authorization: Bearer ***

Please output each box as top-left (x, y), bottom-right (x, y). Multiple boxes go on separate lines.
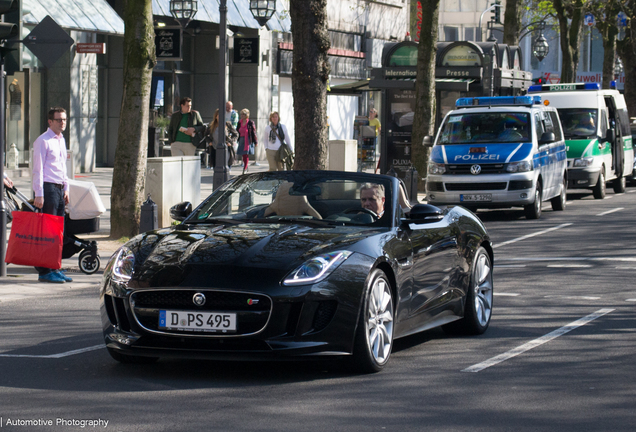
top-left (330, 77), bottom-right (478, 93)
top-left (24, 0), bottom-right (125, 35)
top-left (152, 0), bottom-right (291, 32)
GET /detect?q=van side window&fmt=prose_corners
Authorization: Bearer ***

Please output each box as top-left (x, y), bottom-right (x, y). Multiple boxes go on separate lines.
top-left (600, 109), bottom-right (608, 139)
top-left (535, 114), bottom-right (545, 139)
top-left (548, 112), bottom-right (563, 141)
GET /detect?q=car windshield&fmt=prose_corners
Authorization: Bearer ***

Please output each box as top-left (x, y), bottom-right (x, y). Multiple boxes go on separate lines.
top-left (438, 112), bottom-right (531, 144)
top-left (187, 171), bottom-right (394, 227)
top-left (557, 108), bottom-right (598, 139)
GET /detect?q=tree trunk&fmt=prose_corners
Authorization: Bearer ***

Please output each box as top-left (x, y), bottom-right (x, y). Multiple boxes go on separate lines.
top-left (553, 0), bottom-right (584, 83)
top-left (601, 27), bottom-right (618, 90)
top-left (289, 0), bottom-right (330, 170)
top-left (412, 0), bottom-right (440, 191)
top-left (110, 0), bottom-right (156, 239)
top-left (617, 3), bottom-right (636, 116)
top-left (503, 0), bottom-right (522, 46)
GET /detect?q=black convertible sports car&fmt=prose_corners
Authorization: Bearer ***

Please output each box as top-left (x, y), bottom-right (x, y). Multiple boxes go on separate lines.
top-left (101, 170), bottom-right (493, 372)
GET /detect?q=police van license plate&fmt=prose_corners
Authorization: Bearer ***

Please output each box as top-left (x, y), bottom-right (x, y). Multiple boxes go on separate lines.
top-left (159, 310), bottom-right (237, 332)
top-left (460, 194), bottom-right (492, 202)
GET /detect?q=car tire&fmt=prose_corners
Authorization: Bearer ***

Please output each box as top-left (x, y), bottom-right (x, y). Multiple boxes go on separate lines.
top-left (551, 176), bottom-right (567, 211)
top-left (443, 247), bottom-right (493, 335)
top-left (107, 347), bottom-right (159, 364)
top-left (592, 170), bottom-right (606, 199)
top-left (524, 183), bottom-right (542, 219)
top-left (612, 175), bottom-right (626, 193)
top-left (351, 269), bottom-right (394, 373)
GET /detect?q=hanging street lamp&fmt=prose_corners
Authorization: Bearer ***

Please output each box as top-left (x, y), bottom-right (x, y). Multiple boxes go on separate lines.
top-left (249, 0), bottom-right (277, 27)
top-left (169, 0), bottom-right (198, 28)
top-left (532, 32), bottom-right (549, 62)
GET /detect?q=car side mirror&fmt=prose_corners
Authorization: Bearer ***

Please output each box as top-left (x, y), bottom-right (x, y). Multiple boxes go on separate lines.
top-left (422, 136), bottom-right (434, 147)
top-left (406, 204), bottom-right (444, 223)
top-left (605, 129), bottom-right (616, 143)
top-left (539, 132), bottom-right (555, 144)
top-left (170, 201), bottom-right (193, 221)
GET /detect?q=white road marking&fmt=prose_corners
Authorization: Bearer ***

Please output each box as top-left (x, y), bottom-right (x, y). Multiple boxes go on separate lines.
top-left (596, 207), bottom-right (624, 216)
top-left (626, 299), bottom-right (636, 302)
top-left (615, 267), bottom-right (636, 270)
top-left (628, 190), bottom-right (636, 193)
top-left (494, 293), bottom-right (520, 296)
top-left (0, 344), bottom-right (104, 359)
top-left (499, 257), bottom-right (636, 262)
top-left (604, 195), bottom-right (614, 199)
top-left (547, 264), bottom-right (592, 268)
top-left (493, 223), bottom-right (572, 249)
top-left (544, 295), bottom-right (601, 300)
top-left (462, 308), bottom-right (614, 373)
top-left (495, 265), bottom-right (527, 268)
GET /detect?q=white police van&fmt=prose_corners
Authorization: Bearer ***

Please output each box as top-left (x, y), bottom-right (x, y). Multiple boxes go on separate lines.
top-left (425, 95), bottom-right (567, 219)
top-left (527, 83), bottom-right (634, 199)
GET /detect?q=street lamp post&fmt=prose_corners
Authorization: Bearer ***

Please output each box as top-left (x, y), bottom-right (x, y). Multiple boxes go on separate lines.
top-left (213, 0), bottom-right (277, 190)
top-left (519, 19), bottom-right (550, 62)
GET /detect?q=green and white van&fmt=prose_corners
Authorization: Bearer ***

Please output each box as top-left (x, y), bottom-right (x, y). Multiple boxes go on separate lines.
top-left (528, 83), bottom-right (633, 198)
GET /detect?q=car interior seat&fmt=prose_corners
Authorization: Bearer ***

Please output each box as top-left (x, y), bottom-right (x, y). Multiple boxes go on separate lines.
top-left (264, 182), bottom-right (323, 219)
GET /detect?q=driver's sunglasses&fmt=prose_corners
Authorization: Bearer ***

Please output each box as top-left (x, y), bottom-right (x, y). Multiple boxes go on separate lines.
top-left (52, 118), bottom-right (67, 123)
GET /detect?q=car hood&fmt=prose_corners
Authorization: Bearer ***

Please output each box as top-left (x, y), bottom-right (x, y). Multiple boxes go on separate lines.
top-left (431, 143), bottom-right (533, 164)
top-left (127, 223), bottom-right (385, 287)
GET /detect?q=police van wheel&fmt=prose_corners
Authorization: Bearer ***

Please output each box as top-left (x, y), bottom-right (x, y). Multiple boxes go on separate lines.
top-left (551, 176), bottom-right (567, 211)
top-left (612, 175), bottom-right (626, 194)
top-left (524, 184), bottom-right (542, 220)
top-left (592, 170), bottom-right (606, 199)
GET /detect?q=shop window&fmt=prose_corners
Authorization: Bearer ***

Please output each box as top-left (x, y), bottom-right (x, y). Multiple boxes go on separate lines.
top-left (444, 26), bottom-right (459, 42)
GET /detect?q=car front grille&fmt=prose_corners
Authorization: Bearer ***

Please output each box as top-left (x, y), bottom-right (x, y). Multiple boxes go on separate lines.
top-left (444, 182), bottom-right (507, 191)
top-left (446, 164), bottom-right (506, 174)
top-left (130, 289), bottom-right (272, 337)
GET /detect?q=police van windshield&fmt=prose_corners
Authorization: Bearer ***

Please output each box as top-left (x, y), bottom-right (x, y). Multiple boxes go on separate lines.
top-left (557, 109), bottom-right (598, 139)
top-left (439, 112), bottom-right (530, 144)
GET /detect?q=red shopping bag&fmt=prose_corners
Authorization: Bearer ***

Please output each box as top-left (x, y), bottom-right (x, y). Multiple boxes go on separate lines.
top-left (5, 211), bottom-right (64, 269)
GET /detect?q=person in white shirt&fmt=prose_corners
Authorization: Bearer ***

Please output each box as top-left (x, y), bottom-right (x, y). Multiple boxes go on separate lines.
top-left (263, 112), bottom-right (291, 171)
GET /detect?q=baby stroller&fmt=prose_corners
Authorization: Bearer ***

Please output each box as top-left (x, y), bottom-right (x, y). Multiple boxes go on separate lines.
top-left (5, 180), bottom-right (106, 274)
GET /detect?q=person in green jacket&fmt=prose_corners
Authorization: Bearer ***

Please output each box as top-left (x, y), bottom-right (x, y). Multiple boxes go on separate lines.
top-left (168, 97), bottom-right (206, 156)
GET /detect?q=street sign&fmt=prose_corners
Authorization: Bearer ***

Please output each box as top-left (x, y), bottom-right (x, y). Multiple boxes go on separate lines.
top-left (23, 16), bottom-right (74, 69)
top-left (76, 43), bottom-right (106, 54)
top-left (584, 13), bottom-right (594, 27)
top-left (155, 27), bottom-right (182, 61)
top-left (234, 38), bottom-right (259, 64)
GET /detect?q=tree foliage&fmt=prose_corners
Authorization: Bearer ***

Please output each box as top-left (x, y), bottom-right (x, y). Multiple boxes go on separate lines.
top-left (289, 0), bottom-right (330, 170)
top-left (110, 0), bottom-right (156, 238)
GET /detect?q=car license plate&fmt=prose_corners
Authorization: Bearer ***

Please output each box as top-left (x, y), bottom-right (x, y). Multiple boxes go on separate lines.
top-left (159, 310), bottom-right (237, 333)
top-left (460, 194), bottom-right (492, 202)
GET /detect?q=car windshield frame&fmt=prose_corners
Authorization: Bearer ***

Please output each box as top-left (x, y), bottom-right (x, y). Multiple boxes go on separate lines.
top-left (438, 111), bottom-right (532, 144)
top-left (185, 171), bottom-right (397, 228)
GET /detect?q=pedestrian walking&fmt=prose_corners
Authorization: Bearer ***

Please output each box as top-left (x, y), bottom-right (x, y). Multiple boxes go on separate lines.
top-left (263, 112), bottom-right (291, 171)
top-left (168, 97), bottom-right (206, 156)
top-left (236, 109), bottom-right (258, 175)
top-left (205, 109), bottom-right (220, 169)
top-left (225, 101), bottom-right (239, 162)
top-left (31, 107), bottom-right (72, 283)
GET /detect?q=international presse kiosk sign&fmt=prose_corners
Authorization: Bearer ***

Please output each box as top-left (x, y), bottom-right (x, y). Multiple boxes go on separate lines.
top-left (155, 28), bottom-right (182, 61)
top-left (234, 38), bottom-right (259, 64)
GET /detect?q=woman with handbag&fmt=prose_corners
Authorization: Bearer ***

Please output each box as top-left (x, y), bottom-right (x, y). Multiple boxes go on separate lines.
top-left (236, 108), bottom-right (258, 175)
top-left (205, 109), bottom-right (220, 169)
top-left (263, 112), bottom-right (292, 171)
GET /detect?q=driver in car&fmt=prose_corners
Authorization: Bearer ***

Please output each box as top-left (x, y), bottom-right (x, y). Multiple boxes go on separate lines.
top-left (360, 183), bottom-right (385, 218)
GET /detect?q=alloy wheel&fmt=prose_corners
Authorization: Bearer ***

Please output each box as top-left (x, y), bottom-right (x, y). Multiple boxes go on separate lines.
top-left (366, 276), bottom-right (394, 365)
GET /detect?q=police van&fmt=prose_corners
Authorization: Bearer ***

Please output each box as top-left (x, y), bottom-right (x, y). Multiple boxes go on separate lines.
top-left (425, 95), bottom-right (567, 219)
top-left (527, 83), bottom-right (633, 199)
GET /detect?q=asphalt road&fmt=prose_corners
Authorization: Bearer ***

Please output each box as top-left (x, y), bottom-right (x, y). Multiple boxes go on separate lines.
top-left (0, 186), bottom-right (634, 432)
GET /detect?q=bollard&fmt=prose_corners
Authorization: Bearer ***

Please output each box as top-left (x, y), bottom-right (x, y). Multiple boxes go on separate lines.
top-left (407, 165), bottom-right (419, 204)
top-left (140, 194), bottom-right (158, 233)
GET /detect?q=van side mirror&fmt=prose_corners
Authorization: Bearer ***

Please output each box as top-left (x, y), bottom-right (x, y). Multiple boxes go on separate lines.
top-left (539, 132), bottom-right (555, 144)
top-left (422, 136), bottom-right (434, 147)
top-left (170, 202), bottom-right (193, 221)
top-left (406, 204), bottom-right (444, 223)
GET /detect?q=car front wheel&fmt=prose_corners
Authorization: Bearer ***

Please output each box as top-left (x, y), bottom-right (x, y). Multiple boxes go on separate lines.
top-left (524, 183), bottom-right (542, 219)
top-left (613, 175), bottom-right (626, 193)
top-left (593, 170), bottom-right (606, 199)
top-left (352, 269), bottom-right (394, 373)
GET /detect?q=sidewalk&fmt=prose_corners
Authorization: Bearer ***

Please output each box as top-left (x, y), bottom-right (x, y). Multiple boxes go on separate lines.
top-left (0, 160), bottom-right (273, 300)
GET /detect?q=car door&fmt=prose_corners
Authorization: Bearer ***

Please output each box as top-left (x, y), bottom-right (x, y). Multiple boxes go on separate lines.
top-left (534, 112), bottom-right (553, 198)
top-left (406, 209), bottom-right (460, 327)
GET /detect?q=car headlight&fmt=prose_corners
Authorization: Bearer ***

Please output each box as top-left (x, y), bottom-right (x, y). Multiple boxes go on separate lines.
top-left (106, 246), bottom-right (136, 283)
top-left (283, 251), bottom-right (353, 285)
top-left (506, 160), bottom-right (533, 173)
top-left (573, 157), bottom-right (594, 167)
top-left (428, 162), bottom-right (446, 175)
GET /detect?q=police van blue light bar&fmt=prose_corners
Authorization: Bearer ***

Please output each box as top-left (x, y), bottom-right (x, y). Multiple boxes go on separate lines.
top-left (527, 83), bottom-right (601, 93)
top-left (455, 96), bottom-right (541, 108)
top-left (610, 81), bottom-right (616, 89)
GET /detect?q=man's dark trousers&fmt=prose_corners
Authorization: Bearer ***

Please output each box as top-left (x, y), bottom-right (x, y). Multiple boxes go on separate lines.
top-left (34, 182), bottom-right (65, 276)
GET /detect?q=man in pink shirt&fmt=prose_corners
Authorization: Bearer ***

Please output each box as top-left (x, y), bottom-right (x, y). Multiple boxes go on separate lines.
top-left (31, 107), bottom-right (72, 283)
